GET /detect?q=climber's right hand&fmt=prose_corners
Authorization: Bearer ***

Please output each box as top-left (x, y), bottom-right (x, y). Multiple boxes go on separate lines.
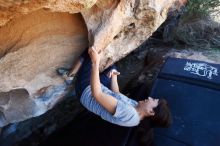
top-left (88, 46), bottom-right (102, 65)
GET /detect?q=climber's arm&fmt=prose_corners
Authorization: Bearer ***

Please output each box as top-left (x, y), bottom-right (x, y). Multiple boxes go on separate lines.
top-left (110, 71), bottom-right (120, 93)
top-left (89, 47), bottom-right (117, 114)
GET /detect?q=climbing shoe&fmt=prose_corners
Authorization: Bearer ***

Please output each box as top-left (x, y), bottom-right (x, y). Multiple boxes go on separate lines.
top-left (56, 67), bottom-right (75, 85)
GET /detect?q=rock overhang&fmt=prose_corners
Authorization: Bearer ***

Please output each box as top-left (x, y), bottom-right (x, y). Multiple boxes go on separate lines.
top-left (0, 0), bottom-right (186, 127)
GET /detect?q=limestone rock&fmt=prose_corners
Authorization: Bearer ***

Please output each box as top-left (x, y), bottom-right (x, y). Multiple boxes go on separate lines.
top-left (0, 0), bottom-right (185, 127)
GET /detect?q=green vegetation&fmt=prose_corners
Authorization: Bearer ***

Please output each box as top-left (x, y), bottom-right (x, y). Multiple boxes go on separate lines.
top-left (173, 0), bottom-right (220, 50)
top-left (181, 0), bottom-right (220, 22)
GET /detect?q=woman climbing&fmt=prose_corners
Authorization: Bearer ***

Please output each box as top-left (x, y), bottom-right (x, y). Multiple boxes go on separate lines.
top-left (57, 46), bottom-right (172, 127)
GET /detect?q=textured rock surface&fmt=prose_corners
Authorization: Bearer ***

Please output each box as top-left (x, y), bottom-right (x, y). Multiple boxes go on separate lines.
top-left (0, 10), bottom-right (88, 127)
top-left (84, 0), bottom-right (183, 69)
top-left (0, 0), bottom-right (185, 127)
top-left (0, 0), bottom-right (97, 26)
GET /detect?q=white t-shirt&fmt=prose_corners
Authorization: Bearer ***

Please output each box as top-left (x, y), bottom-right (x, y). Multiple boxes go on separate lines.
top-left (80, 84), bottom-right (140, 127)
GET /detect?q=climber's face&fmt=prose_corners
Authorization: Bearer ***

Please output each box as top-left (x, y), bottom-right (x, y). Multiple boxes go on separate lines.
top-left (138, 97), bottom-right (159, 116)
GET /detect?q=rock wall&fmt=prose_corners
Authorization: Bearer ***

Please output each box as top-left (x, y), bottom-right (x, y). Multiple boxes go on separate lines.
top-left (0, 10), bottom-right (88, 127)
top-left (0, 0), bottom-right (185, 127)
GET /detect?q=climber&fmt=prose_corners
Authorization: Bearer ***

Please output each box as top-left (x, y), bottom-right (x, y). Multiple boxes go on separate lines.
top-left (57, 47), bottom-right (172, 127)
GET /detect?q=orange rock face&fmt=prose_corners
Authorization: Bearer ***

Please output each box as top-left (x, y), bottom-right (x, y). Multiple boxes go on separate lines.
top-left (0, 0), bottom-right (186, 127)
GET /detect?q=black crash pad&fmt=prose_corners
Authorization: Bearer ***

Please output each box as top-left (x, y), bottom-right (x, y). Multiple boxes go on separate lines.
top-left (150, 57), bottom-right (220, 146)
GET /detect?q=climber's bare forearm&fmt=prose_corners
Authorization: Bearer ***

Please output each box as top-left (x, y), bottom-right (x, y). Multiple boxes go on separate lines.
top-left (89, 47), bottom-right (117, 114)
top-left (68, 58), bottom-right (82, 76)
top-left (91, 62), bottom-right (102, 97)
top-left (111, 75), bottom-right (119, 93)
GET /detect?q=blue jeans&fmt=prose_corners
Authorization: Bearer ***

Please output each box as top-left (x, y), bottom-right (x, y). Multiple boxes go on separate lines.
top-left (75, 49), bottom-right (117, 98)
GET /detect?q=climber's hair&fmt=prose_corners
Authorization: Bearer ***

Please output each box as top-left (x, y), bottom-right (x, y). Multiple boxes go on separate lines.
top-left (149, 98), bottom-right (172, 127)
top-left (137, 99), bottom-right (172, 146)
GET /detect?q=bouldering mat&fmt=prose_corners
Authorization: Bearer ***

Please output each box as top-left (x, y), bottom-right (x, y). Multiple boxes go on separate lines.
top-left (150, 57), bottom-right (220, 146)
